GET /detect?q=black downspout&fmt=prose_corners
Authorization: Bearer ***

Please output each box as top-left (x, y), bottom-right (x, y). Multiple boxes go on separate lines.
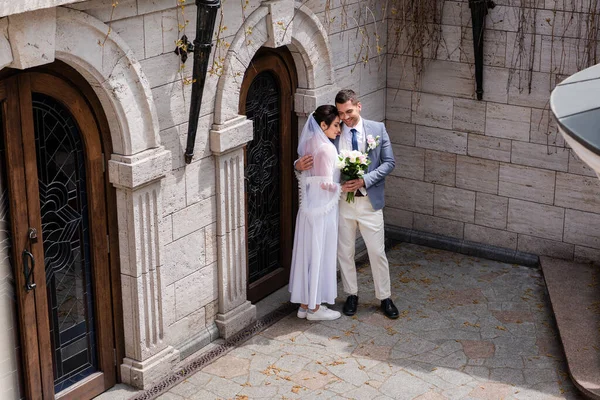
top-left (180, 0), bottom-right (221, 164)
top-left (469, 0), bottom-right (495, 100)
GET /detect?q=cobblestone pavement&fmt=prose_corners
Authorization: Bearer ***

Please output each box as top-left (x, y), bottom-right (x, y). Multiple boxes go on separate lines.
top-left (159, 243), bottom-right (583, 400)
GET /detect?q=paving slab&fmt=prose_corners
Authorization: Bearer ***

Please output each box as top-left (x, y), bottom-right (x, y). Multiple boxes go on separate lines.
top-left (540, 256), bottom-right (600, 399)
top-left (154, 244), bottom-right (584, 400)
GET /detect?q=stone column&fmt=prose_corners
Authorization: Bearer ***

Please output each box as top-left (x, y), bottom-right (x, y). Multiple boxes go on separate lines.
top-left (211, 116), bottom-right (257, 339)
top-left (108, 148), bottom-right (179, 389)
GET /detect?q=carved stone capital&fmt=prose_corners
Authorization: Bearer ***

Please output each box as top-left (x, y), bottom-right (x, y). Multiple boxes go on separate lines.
top-left (294, 86), bottom-right (338, 115)
top-left (109, 147), bottom-right (171, 189)
top-left (210, 116), bottom-right (254, 155)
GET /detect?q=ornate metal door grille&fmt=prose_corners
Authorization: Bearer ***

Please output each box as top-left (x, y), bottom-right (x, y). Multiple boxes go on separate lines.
top-left (245, 72), bottom-right (281, 283)
top-left (32, 93), bottom-right (97, 392)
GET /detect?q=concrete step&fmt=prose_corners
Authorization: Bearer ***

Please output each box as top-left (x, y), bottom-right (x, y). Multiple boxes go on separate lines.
top-left (540, 256), bottom-right (600, 399)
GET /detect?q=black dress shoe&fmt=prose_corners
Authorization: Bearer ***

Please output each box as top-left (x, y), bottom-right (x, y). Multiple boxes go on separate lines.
top-left (343, 295), bottom-right (358, 316)
top-left (381, 298), bottom-right (399, 319)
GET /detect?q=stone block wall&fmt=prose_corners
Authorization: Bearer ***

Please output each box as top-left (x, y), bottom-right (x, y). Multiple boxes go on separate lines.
top-left (63, 0), bottom-right (387, 359)
top-left (384, 0), bottom-right (600, 263)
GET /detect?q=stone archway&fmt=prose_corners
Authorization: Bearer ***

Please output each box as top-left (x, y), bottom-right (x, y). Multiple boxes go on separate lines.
top-left (1, 6), bottom-right (175, 389)
top-left (210, 0), bottom-right (337, 339)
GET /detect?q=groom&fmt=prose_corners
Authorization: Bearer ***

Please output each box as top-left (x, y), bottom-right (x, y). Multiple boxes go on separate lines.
top-left (296, 89), bottom-right (399, 319)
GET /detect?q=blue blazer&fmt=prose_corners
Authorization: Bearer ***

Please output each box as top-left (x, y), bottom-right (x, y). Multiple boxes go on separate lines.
top-left (334, 119), bottom-right (396, 210)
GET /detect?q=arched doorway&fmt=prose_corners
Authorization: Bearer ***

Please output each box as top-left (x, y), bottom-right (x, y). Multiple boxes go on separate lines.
top-left (240, 48), bottom-right (298, 303)
top-left (0, 67), bottom-right (120, 399)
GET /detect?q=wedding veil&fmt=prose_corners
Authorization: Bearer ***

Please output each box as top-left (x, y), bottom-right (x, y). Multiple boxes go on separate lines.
top-left (295, 114), bottom-right (341, 216)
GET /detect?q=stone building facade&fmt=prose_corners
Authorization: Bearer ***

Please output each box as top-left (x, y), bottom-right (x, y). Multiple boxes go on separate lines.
top-left (0, 0), bottom-right (597, 398)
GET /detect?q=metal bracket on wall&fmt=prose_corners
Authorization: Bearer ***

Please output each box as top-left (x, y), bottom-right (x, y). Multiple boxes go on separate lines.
top-left (468, 0), bottom-right (496, 100)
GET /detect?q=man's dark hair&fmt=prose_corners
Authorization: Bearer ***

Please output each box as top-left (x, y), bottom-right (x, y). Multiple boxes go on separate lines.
top-left (335, 89), bottom-right (360, 105)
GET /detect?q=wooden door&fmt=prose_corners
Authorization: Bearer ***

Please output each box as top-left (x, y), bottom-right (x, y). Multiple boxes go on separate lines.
top-left (0, 72), bottom-right (115, 399)
top-left (240, 48), bottom-right (298, 303)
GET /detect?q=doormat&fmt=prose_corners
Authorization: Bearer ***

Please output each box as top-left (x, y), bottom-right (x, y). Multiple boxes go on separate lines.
top-left (128, 301), bottom-right (297, 400)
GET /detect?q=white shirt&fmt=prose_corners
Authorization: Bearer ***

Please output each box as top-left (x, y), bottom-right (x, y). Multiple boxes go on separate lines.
top-left (341, 117), bottom-right (366, 153)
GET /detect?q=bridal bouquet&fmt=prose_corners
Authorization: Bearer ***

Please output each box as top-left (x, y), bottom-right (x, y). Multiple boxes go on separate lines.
top-left (336, 150), bottom-right (371, 203)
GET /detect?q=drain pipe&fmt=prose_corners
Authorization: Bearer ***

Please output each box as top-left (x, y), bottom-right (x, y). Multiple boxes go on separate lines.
top-left (175, 0), bottom-right (221, 164)
top-left (468, 0), bottom-right (495, 100)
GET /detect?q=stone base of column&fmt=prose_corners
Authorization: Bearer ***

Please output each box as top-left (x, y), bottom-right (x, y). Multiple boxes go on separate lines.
top-left (215, 301), bottom-right (257, 340)
top-left (120, 346), bottom-right (180, 389)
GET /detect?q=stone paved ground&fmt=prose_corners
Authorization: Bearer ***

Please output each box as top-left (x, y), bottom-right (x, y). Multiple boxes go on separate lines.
top-left (158, 243), bottom-right (584, 400)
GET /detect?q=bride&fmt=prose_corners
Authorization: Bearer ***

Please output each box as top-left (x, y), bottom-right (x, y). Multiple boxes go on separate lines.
top-left (289, 105), bottom-right (342, 321)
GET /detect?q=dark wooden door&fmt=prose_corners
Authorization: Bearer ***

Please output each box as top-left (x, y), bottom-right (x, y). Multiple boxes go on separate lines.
top-left (0, 73), bottom-right (115, 399)
top-left (240, 49), bottom-right (297, 303)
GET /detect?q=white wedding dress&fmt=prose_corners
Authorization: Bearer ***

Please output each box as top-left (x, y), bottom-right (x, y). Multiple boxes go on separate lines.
top-left (289, 116), bottom-right (341, 309)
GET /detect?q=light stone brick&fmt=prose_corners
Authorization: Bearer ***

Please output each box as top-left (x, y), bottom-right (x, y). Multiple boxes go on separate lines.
top-left (360, 56), bottom-right (387, 96)
top-left (361, 89), bottom-right (385, 122)
top-left (163, 229), bottom-right (206, 286)
top-left (205, 299), bottom-right (219, 325)
top-left (387, 176), bottom-right (434, 214)
top-left (175, 263), bottom-right (218, 320)
top-left (511, 142), bottom-right (569, 172)
top-left (482, 66), bottom-right (509, 104)
top-left (138, 0), bottom-right (193, 15)
top-left (386, 121), bottom-right (416, 146)
top-left (386, 55), bottom-right (418, 91)
top-left (330, 31), bottom-right (350, 69)
top-left (467, 134), bottom-right (511, 162)
top-left (564, 209), bottom-right (600, 249)
top-left (507, 71), bottom-right (553, 109)
top-left (391, 144), bottom-right (424, 180)
top-left (160, 125), bottom-right (185, 170)
top-left (517, 234), bottom-right (574, 259)
top-left (456, 156), bottom-right (499, 194)
top-left (485, 103), bottom-right (531, 141)
top-left (205, 223), bottom-right (217, 266)
top-left (416, 126), bottom-right (468, 155)
top-left (414, 213), bottom-right (464, 239)
top-left (140, 52), bottom-right (191, 88)
top-left (475, 193), bottom-right (509, 229)
top-left (461, 29), bottom-right (507, 68)
top-left (111, 15), bottom-right (144, 61)
top-left (420, 60), bottom-right (475, 99)
top-left (425, 150), bottom-right (456, 186)
top-left (168, 308), bottom-right (207, 347)
top-left (574, 246), bottom-right (600, 265)
top-left (172, 197), bottom-right (216, 240)
top-left (453, 98), bottom-right (486, 134)
top-left (386, 89), bottom-right (412, 123)
top-left (505, 32), bottom-right (541, 72)
top-left (540, 36), bottom-right (583, 76)
top-left (499, 164), bottom-right (555, 205)
top-left (568, 150), bottom-right (597, 178)
top-left (163, 283), bottom-right (176, 327)
top-left (144, 12), bottom-right (163, 59)
top-left (70, 0), bottom-right (137, 22)
top-left (161, 8), bottom-right (180, 56)
top-left (530, 108), bottom-right (564, 147)
top-left (7, 8), bottom-right (56, 69)
top-left (434, 185), bottom-right (476, 223)
top-left (152, 80), bottom-right (192, 131)
top-left (336, 64), bottom-right (362, 95)
top-left (384, 207), bottom-right (414, 229)
top-left (437, 25), bottom-right (462, 63)
top-left (161, 214), bottom-right (173, 245)
top-left (442, 1), bottom-right (471, 26)
top-left (186, 156), bottom-right (216, 205)
top-left (163, 168), bottom-right (187, 215)
top-left (507, 199), bottom-right (564, 241)
top-left (555, 172), bottom-right (600, 214)
top-left (465, 224), bottom-right (517, 250)
top-left (412, 92), bottom-right (453, 129)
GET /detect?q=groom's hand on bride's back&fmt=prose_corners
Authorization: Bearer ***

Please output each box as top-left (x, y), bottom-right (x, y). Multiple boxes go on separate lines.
top-left (294, 155), bottom-right (313, 171)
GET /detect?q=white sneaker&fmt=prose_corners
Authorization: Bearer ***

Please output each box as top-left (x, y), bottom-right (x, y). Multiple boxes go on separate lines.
top-left (297, 307), bottom-right (308, 319)
top-left (306, 305), bottom-right (341, 321)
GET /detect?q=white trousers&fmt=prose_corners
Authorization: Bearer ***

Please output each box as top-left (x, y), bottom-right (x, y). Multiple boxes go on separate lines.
top-left (337, 196), bottom-right (391, 300)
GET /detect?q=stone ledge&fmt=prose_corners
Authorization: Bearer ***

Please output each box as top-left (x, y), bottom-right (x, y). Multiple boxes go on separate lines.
top-left (540, 256), bottom-right (600, 399)
top-left (386, 225), bottom-right (539, 267)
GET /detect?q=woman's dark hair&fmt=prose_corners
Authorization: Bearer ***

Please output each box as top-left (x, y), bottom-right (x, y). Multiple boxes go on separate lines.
top-left (313, 105), bottom-right (339, 128)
